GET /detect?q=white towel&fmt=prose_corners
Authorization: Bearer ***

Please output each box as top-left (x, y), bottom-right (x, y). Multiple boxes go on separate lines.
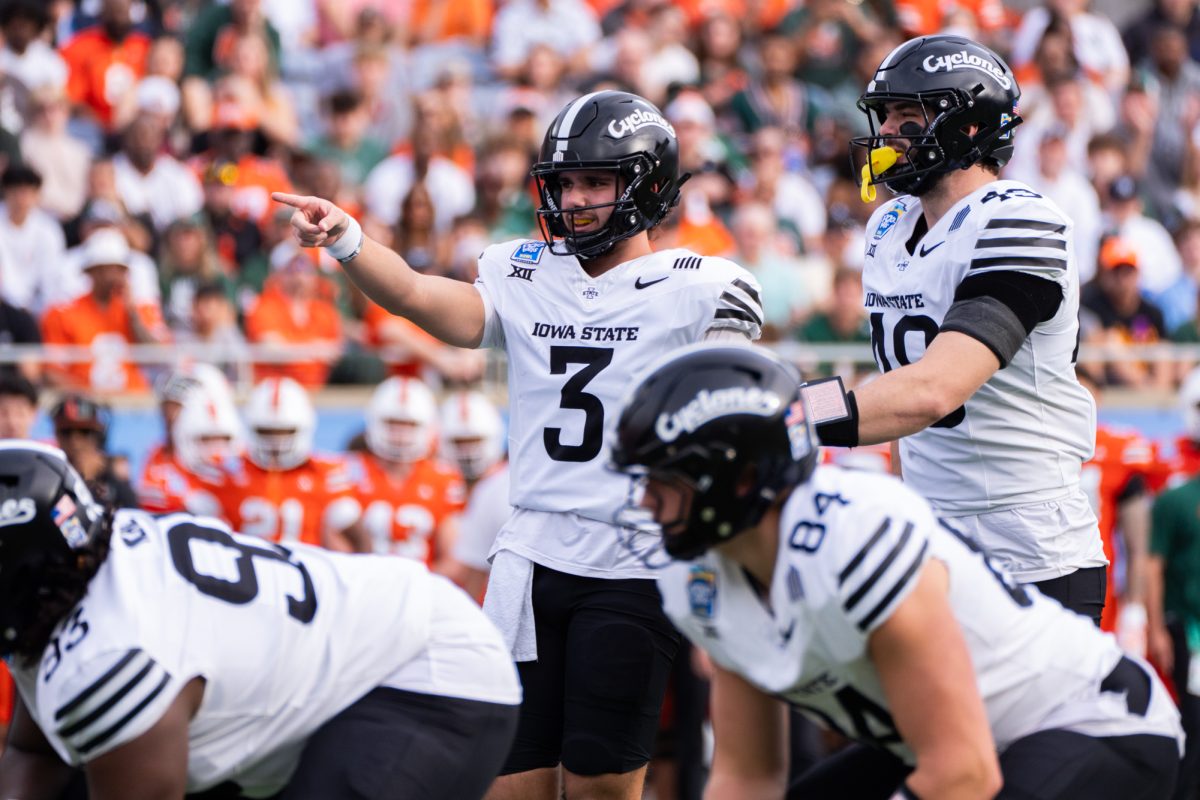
top-left (482, 549), bottom-right (538, 662)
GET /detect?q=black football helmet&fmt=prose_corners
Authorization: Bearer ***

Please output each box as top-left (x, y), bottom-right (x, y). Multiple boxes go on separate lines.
top-left (610, 345), bottom-right (818, 565)
top-left (0, 441), bottom-right (103, 656)
top-left (531, 91), bottom-right (688, 260)
top-left (852, 34), bottom-right (1022, 196)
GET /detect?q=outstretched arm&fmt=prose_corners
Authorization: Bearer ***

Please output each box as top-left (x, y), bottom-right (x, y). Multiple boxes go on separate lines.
top-left (273, 193), bottom-right (488, 349)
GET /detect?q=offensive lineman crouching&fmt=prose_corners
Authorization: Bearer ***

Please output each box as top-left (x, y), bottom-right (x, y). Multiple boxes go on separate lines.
top-left (0, 442), bottom-right (520, 799)
top-left (612, 346), bottom-right (1183, 800)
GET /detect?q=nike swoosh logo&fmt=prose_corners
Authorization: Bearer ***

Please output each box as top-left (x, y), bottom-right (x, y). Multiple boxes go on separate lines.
top-left (634, 276), bottom-right (669, 290)
top-left (919, 241), bottom-right (945, 257)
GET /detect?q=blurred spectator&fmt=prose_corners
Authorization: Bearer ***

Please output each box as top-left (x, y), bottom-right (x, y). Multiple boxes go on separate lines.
top-left (344, 43), bottom-right (412, 148)
top-left (795, 266), bottom-right (874, 377)
top-left (158, 214), bottom-right (235, 334)
top-left (200, 160), bottom-right (267, 295)
top-left (473, 137), bottom-right (535, 241)
top-left (666, 91), bottom-right (737, 215)
top-left (361, 296), bottom-right (486, 385)
top-left (492, 45), bottom-right (571, 132)
top-left (306, 89), bottom-right (389, 189)
top-left (174, 282), bottom-right (248, 382)
top-left (728, 31), bottom-right (814, 136)
top-left (56, 207), bottom-right (160, 310)
top-left (219, 33), bottom-right (299, 148)
top-left (0, 275), bottom-right (39, 384)
top-left (893, 0), bottom-right (1005, 39)
top-left (693, 11), bottom-right (748, 114)
top-left (1136, 23), bottom-right (1200, 222)
top-left (1157, 221), bottom-right (1200, 336)
top-left (190, 97), bottom-right (294, 229)
top-left (0, 163), bottom-right (64, 314)
top-left (406, 0), bottom-right (493, 50)
top-left (1011, 0), bottom-right (1130, 95)
top-left (490, 0), bottom-right (601, 81)
top-left (779, 0), bottom-right (882, 93)
top-left (1124, 0), bottom-right (1200, 67)
top-left (446, 215), bottom-right (490, 282)
top-left (362, 107), bottom-right (475, 232)
top-left (1010, 125), bottom-right (1102, 284)
top-left (0, 370), bottom-right (37, 438)
top-left (729, 201), bottom-right (812, 337)
top-left (740, 126), bottom-right (826, 254)
top-left (394, 181), bottom-right (450, 275)
top-left (50, 392), bottom-right (138, 506)
top-left (245, 246), bottom-right (342, 387)
top-left (1105, 174), bottom-right (1183, 295)
top-left (40, 228), bottom-right (169, 393)
top-left (1086, 132), bottom-right (1131, 201)
top-left (113, 111), bottom-right (204, 233)
top-left (60, 0), bottom-right (152, 131)
top-left (64, 155), bottom-right (154, 254)
top-left (181, 0), bottom-right (280, 90)
top-left (0, 0), bottom-right (67, 95)
top-left (1010, 71), bottom-right (1115, 182)
top-left (627, 3), bottom-right (699, 104)
top-left (18, 86), bottom-right (89, 220)
top-left (1079, 237), bottom-right (1173, 389)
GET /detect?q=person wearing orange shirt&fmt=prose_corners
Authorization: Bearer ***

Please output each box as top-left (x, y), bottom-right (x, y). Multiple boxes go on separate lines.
top-left (60, 0), bottom-right (152, 130)
top-left (138, 364), bottom-right (239, 515)
top-left (245, 246), bottom-right (343, 388)
top-left (203, 376), bottom-right (365, 551)
top-left (349, 376), bottom-right (466, 569)
top-left (40, 228), bottom-right (168, 393)
top-left (362, 300), bottom-right (485, 383)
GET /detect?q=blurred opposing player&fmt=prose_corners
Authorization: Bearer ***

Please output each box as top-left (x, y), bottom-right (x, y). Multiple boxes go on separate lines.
top-left (350, 376), bottom-right (466, 567)
top-left (439, 390), bottom-right (511, 599)
top-left (613, 346), bottom-right (1183, 800)
top-left (276, 89), bottom-right (764, 797)
top-left (138, 363), bottom-right (238, 514)
top-left (0, 442), bottom-right (520, 798)
top-left (1161, 366), bottom-right (1200, 488)
top-left (815, 34), bottom-right (1105, 623)
top-left (209, 376), bottom-right (364, 552)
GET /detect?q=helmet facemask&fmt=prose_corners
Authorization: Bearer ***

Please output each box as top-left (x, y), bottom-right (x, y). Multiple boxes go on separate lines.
top-left (533, 154), bottom-right (672, 260)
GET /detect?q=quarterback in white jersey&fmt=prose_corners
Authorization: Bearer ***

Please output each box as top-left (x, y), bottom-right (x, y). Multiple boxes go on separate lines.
top-left (275, 90), bottom-right (763, 798)
top-left (811, 35), bottom-right (1104, 615)
top-left (612, 346), bottom-right (1182, 800)
top-left (0, 442), bottom-right (520, 800)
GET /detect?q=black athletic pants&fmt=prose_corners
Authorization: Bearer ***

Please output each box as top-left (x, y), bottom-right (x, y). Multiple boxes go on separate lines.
top-left (1032, 565), bottom-right (1107, 627)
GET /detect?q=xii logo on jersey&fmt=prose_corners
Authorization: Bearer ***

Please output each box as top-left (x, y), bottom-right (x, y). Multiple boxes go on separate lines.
top-left (688, 566), bottom-right (718, 619)
top-left (508, 265), bottom-right (535, 281)
top-left (511, 240), bottom-right (546, 264)
top-left (872, 201), bottom-right (907, 241)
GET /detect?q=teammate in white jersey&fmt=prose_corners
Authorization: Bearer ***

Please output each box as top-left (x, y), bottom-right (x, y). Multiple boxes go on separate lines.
top-left (0, 442), bottom-right (521, 799)
top-left (807, 34), bottom-right (1106, 622)
top-left (612, 346), bottom-right (1182, 800)
top-left (273, 90), bottom-right (764, 799)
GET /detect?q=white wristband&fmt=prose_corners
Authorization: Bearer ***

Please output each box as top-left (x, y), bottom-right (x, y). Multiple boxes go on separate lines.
top-left (327, 215), bottom-right (364, 263)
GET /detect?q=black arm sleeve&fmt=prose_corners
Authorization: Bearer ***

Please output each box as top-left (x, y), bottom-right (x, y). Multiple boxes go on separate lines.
top-left (939, 271), bottom-right (1064, 368)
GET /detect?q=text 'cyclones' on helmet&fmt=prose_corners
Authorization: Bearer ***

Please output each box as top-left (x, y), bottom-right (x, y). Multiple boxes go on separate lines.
top-left (531, 90), bottom-right (689, 260)
top-left (0, 441), bottom-right (103, 656)
top-left (610, 344), bottom-right (818, 564)
top-left (851, 34), bottom-right (1022, 197)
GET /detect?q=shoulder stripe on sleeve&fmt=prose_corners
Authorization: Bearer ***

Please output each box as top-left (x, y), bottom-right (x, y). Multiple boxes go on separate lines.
top-left (718, 291), bottom-right (764, 327)
top-left (77, 672), bottom-right (172, 755)
top-left (975, 236), bottom-right (1067, 251)
top-left (58, 659), bottom-right (155, 738)
top-left (969, 256), bottom-right (1066, 271)
top-left (843, 521), bottom-right (914, 612)
top-left (715, 308), bottom-right (759, 325)
top-left (54, 649), bottom-right (140, 721)
top-left (732, 278), bottom-right (762, 307)
top-left (983, 219), bottom-right (1066, 234)
top-left (837, 517), bottom-right (892, 586)
top-left (855, 538), bottom-right (930, 632)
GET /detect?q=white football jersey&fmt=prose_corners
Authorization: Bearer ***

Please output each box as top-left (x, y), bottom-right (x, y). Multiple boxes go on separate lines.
top-left (861, 181), bottom-right (1100, 574)
top-left (11, 510), bottom-right (520, 797)
top-left (660, 468), bottom-right (1183, 762)
top-left (474, 240), bottom-right (762, 575)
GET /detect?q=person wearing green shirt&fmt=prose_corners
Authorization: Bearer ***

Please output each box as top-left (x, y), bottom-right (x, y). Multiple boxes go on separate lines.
top-left (1149, 476), bottom-right (1200, 799)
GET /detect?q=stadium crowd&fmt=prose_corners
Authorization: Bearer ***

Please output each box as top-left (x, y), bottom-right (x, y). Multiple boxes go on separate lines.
top-left (0, 0), bottom-right (1200, 798)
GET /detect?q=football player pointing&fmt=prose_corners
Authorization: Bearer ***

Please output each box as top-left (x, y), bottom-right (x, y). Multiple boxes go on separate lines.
top-left (612, 346), bottom-right (1182, 800)
top-left (812, 35), bottom-right (1105, 621)
top-left (275, 91), bottom-right (764, 799)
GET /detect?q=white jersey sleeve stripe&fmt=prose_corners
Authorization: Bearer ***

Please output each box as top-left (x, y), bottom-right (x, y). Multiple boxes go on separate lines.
top-left (842, 520), bottom-right (915, 613)
top-left (54, 648), bottom-right (140, 721)
top-left (857, 538), bottom-right (929, 631)
top-left (976, 236), bottom-right (1068, 251)
top-left (983, 218), bottom-right (1066, 234)
top-left (837, 517), bottom-right (893, 586)
top-left (75, 671), bottom-right (171, 755)
top-left (717, 291), bottom-right (763, 327)
top-left (969, 255), bottom-right (1067, 272)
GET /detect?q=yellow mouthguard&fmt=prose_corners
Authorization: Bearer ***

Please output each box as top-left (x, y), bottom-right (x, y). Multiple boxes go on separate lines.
top-left (860, 147), bottom-right (899, 203)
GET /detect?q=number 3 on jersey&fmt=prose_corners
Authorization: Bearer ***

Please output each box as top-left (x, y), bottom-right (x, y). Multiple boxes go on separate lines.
top-left (544, 345), bottom-right (614, 462)
top-left (869, 313), bottom-right (965, 428)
